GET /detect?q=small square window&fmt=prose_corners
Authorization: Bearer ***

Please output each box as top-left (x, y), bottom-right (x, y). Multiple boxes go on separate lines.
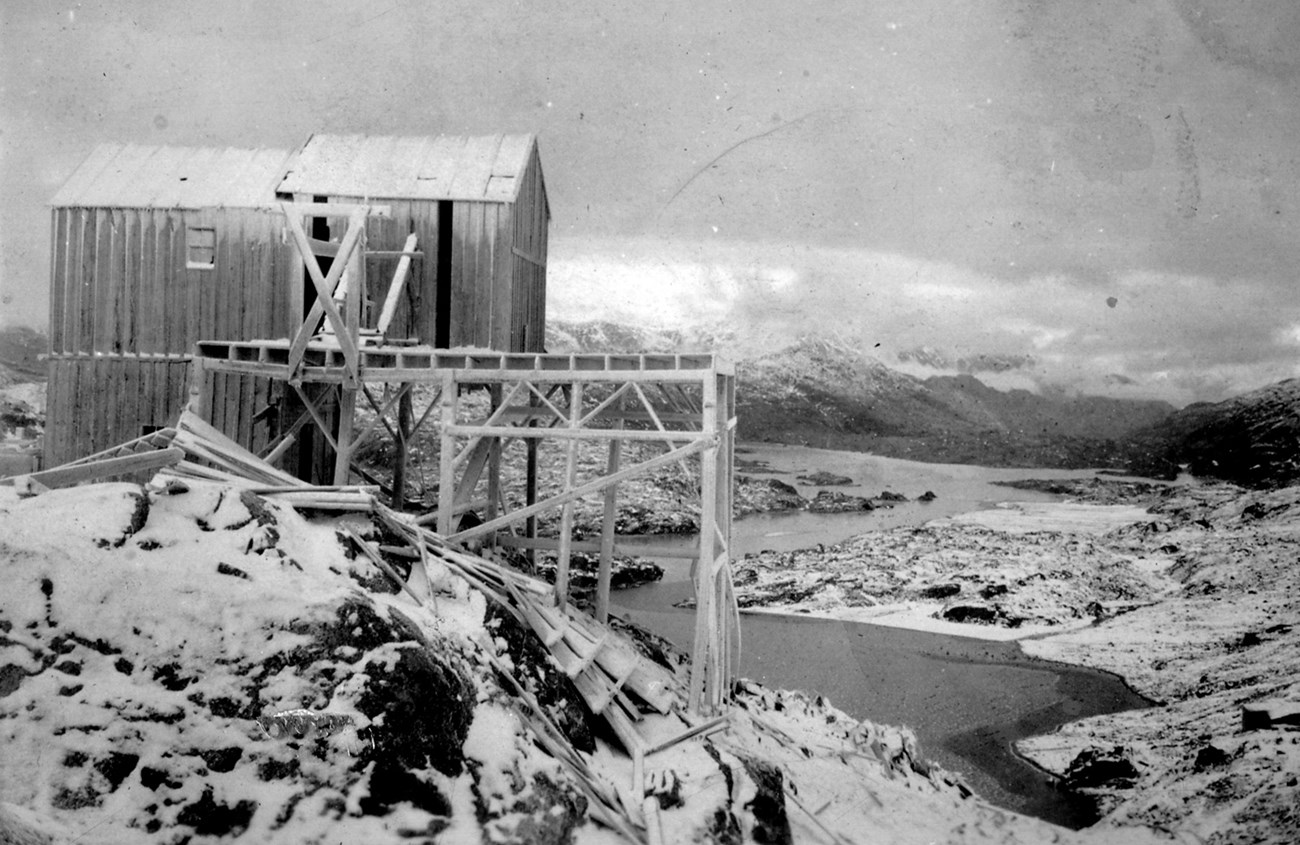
top-left (186, 226), bottom-right (216, 270)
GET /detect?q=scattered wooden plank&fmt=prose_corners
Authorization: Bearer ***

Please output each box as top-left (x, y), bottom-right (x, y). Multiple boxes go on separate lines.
top-left (15, 447), bottom-right (183, 492)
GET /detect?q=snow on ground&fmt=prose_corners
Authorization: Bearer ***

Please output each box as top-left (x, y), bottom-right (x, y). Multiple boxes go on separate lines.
top-left (931, 501), bottom-right (1154, 535)
top-left (723, 512), bottom-right (1173, 633)
top-left (724, 476), bottom-right (1300, 843)
top-left (1017, 484), bottom-right (1300, 843)
top-left (0, 478), bottom-right (1176, 844)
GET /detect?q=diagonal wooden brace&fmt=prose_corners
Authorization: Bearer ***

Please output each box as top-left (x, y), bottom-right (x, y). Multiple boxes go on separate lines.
top-left (281, 204), bottom-right (366, 385)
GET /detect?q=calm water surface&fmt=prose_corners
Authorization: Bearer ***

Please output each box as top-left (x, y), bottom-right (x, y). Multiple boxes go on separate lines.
top-left (612, 444), bottom-right (1157, 828)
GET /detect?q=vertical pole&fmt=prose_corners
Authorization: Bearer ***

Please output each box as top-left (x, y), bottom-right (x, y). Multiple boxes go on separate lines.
top-left (692, 372), bottom-right (720, 713)
top-left (333, 385), bottom-right (355, 485)
top-left (555, 381), bottom-right (583, 609)
top-left (343, 226), bottom-right (363, 391)
top-left (596, 390), bottom-right (623, 624)
top-left (391, 385), bottom-right (413, 510)
top-left (525, 389), bottom-right (539, 567)
top-left (716, 372), bottom-right (735, 707)
top-left (437, 370), bottom-right (458, 537)
top-left (330, 387), bottom-right (356, 483)
top-left (185, 355), bottom-right (210, 419)
top-left (486, 384), bottom-right (503, 551)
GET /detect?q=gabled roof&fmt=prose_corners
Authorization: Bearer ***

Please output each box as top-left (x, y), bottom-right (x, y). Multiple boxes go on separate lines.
top-left (276, 133), bottom-right (540, 203)
top-left (50, 144), bottom-right (295, 209)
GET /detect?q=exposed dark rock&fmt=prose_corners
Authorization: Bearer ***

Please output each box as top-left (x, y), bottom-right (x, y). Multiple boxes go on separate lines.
top-left (1061, 746), bottom-right (1141, 790)
top-left (739, 755), bottom-right (793, 845)
top-left (1192, 744), bottom-right (1231, 772)
top-left (139, 767), bottom-right (180, 791)
top-left (806, 490), bottom-right (873, 513)
top-left (151, 662), bottom-right (194, 692)
top-left (113, 657), bottom-right (133, 675)
top-left (941, 603), bottom-right (1000, 624)
top-left (176, 785), bottom-right (257, 837)
top-left (528, 551), bottom-right (663, 596)
top-left (93, 752), bottom-right (139, 791)
top-left (608, 614), bottom-right (686, 674)
top-left (919, 582), bottom-right (961, 599)
top-left (796, 471), bottom-right (853, 486)
top-left (216, 562), bottom-right (250, 580)
top-left (353, 641), bottom-right (475, 778)
top-left (979, 583), bottom-right (1009, 599)
top-left (257, 757), bottom-right (300, 781)
top-left (51, 785), bottom-right (100, 810)
top-left (485, 603), bottom-right (594, 753)
top-left (469, 770), bottom-right (586, 845)
top-left (192, 747), bottom-right (243, 774)
top-left (0, 664), bottom-right (23, 698)
top-left (734, 476), bottom-right (807, 518)
top-left (877, 490), bottom-right (907, 502)
top-left (917, 490), bottom-right (937, 502)
top-left (994, 477), bottom-right (1165, 505)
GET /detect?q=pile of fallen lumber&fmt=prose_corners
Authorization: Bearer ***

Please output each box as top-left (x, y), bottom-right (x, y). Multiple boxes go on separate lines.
top-left (373, 503), bottom-right (682, 754)
top-left (6, 408), bottom-right (694, 752)
top-left (6, 407), bottom-right (749, 840)
top-left (5, 410), bottom-right (374, 509)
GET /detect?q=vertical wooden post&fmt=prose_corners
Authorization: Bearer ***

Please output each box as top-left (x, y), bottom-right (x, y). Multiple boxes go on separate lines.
top-left (715, 372), bottom-right (736, 707)
top-left (486, 384), bottom-right (503, 550)
top-left (391, 386), bottom-right (413, 510)
top-left (332, 385), bottom-right (355, 485)
top-left (437, 370), bottom-right (458, 537)
top-left (185, 355), bottom-right (210, 419)
top-left (525, 390), bottom-right (539, 567)
top-left (555, 382), bottom-right (583, 608)
top-left (691, 372), bottom-right (720, 713)
top-left (596, 391), bottom-right (623, 624)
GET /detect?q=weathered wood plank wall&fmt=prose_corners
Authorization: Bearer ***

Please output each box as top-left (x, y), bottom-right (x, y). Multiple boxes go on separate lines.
top-left (45, 206), bottom-right (291, 465)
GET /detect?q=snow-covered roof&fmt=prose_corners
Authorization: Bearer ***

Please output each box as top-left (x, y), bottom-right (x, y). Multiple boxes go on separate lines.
top-left (50, 144), bottom-right (295, 209)
top-left (276, 133), bottom-right (539, 202)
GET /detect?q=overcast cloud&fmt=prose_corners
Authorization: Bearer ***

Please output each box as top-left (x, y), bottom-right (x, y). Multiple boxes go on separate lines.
top-left (3, 1), bottom-right (1298, 405)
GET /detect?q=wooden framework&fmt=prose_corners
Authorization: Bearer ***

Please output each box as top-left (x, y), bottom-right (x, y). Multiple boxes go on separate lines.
top-left (192, 336), bottom-right (740, 713)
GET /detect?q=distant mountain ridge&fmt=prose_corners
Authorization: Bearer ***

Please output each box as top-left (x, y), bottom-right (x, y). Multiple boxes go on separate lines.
top-left (0, 325), bottom-right (45, 383)
top-left (549, 321), bottom-right (1176, 469)
top-left (1120, 378), bottom-right (1300, 488)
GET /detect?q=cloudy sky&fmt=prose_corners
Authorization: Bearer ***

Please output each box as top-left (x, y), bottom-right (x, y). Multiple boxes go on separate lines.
top-left (3, 1), bottom-right (1299, 405)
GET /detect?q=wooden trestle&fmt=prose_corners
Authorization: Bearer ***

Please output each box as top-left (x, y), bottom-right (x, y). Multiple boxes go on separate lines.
top-left (189, 340), bottom-right (740, 714)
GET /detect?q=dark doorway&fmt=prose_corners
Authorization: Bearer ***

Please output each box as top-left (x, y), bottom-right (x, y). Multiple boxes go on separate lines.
top-left (295, 195), bottom-right (337, 483)
top-left (307, 195), bottom-right (334, 323)
top-left (435, 200), bottom-right (453, 348)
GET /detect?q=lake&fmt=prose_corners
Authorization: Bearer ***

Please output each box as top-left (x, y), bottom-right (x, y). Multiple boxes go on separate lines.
top-left (612, 444), bottom-right (1158, 828)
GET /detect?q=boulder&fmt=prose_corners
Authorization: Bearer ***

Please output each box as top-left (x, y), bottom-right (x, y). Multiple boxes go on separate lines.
top-left (919, 582), bottom-right (961, 600)
top-left (1061, 746), bottom-right (1141, 790)
top-left (807, 490), bottom-right (873, 514)
top-left (940, 602), bottom-right (998, 624)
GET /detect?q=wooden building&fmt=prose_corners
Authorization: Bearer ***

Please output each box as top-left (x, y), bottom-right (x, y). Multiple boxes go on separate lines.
top-left (39, 134), bottom-right (741, 716)
top-left (278, 133), bottom-right (549, 352)
top-left (45, 134), bottom-right (550, 466)
top-left (45, 144), bottom-right (299, 466)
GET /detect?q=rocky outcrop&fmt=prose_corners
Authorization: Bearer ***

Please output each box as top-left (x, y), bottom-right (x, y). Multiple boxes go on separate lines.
top-left (807, 490), bottom-right (873, 513)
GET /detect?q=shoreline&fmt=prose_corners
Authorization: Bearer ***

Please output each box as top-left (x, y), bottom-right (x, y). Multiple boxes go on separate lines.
top-left (717, 464), bottom-right (1300, 843)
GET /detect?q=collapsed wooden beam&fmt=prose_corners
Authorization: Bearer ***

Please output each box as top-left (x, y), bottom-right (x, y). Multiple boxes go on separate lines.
top-left (13, 447), bottom-right (184, 493)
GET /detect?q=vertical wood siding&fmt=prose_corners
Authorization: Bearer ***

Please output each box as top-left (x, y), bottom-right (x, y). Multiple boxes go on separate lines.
top-left (46, 205), bottom-right (293, 462)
